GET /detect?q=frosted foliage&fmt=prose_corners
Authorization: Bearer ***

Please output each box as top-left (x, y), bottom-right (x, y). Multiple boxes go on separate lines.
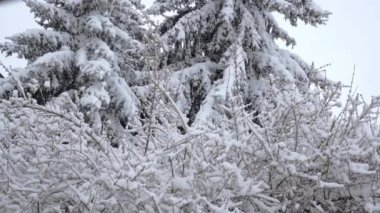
top-left (0, 0), bottom-right (146, 133)
top-left (0, 97), bottom-right (143, 212)
top-left (0, 29), bottom-right (71, 61)
top-left (142, 0), bottom-right (380, 211)
top-left (2, 83), bottom-right (380, 212)
top-left (1, 0), bottom-right (380, 212)
top-left (80, 83), bottom-right (110, 109)
top-left (149, 0), bottom-right (330, 130)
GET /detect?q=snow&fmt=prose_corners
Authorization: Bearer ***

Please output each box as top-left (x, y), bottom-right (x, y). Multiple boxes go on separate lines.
top-left (349, 161), bottom-right (376, 175)
top-left (365, 202), bottom-right (380, 213)
top-left (319, 180), bottom-right (344, 188)
top-left (220, 0), bottom-right (234, 23)
top-left (81, 59), bottom-right (113, 80)
top-left (86, 15), bottom-right (103, 32)
top-left (282, 150), bottom-right (308, 161)
top-left (80, 83), bottom-right (110, 110)
top-left (172, 177), bottom-right (193, 190)
top-left (32, 48), bottom-right (74, 69)
top-left (43, 80), bottom-right (50, 88)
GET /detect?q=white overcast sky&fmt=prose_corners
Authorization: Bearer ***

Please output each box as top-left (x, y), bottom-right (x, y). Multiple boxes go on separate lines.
top-left (1, 0), bottom-right (379, 99)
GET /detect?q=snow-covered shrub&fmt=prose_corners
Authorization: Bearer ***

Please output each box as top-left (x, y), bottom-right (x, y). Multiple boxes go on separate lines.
top-left (3, 81), bottom-right (378, 212)
top-left (142, 79), bottom-right (380, 212)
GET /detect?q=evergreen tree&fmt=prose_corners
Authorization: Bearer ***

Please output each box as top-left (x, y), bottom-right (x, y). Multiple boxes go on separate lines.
top-left (0, 0), bottom-right (146, 140)
top-left (148, 0), bottom-right (330, 129)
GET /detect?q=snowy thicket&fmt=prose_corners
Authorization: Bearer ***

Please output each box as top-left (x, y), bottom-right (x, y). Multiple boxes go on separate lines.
top-left (1, 0), bottom-right (380, 212)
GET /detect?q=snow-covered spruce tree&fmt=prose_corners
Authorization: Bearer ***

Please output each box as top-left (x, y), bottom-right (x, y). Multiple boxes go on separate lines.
top-left (0, 0), bottom-right (146, 144)
top-left (148, 0), bottom-right (330, 129)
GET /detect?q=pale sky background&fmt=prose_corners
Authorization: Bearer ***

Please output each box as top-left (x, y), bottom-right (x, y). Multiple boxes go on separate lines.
top-left (1, 0), bottom-right (379, 99)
